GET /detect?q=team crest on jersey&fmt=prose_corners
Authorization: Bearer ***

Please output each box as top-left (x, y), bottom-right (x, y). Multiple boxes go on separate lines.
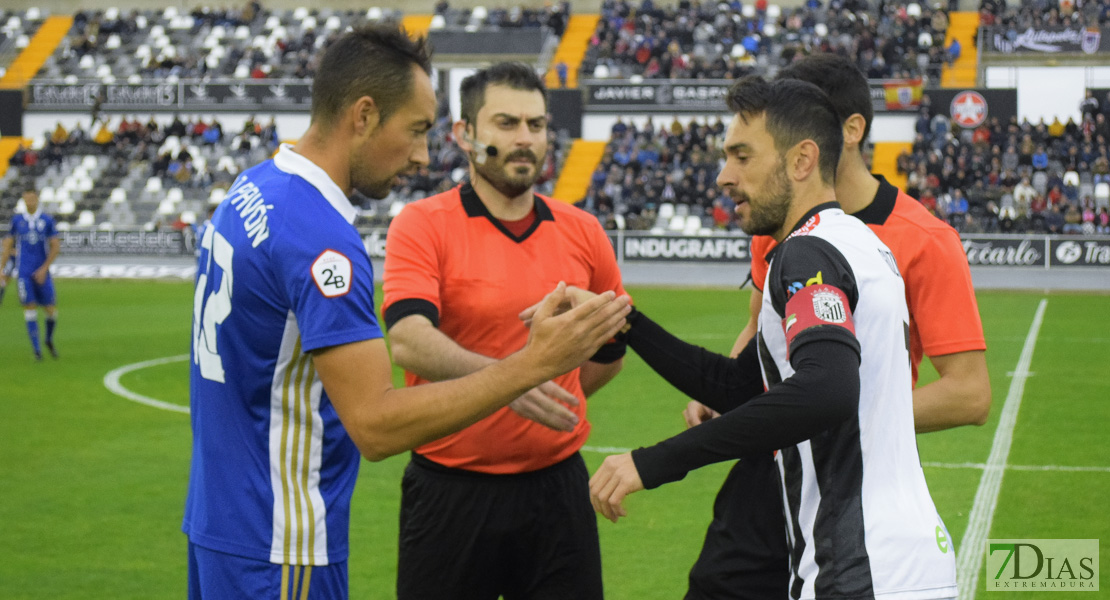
top-left (311, 250), bottom-right (352, 298)
top-left (812, 289), bottom-right (847, 323)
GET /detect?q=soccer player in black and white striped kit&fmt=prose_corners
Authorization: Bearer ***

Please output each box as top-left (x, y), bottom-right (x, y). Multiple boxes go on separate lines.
top-left (589, 76), bottom-right (958, 600)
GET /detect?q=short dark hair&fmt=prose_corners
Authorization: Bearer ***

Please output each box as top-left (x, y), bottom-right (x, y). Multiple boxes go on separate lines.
top-left (726, 75), bottom-right (842, 185)
top-left (777, 53), bottom-right (873, 148)
top-left (459, 62), bottom-right (547, 125)
top-left (311, 24), bottom-right (433, 127)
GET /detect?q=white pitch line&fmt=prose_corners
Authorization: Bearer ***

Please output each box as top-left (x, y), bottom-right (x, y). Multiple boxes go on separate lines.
top-left (103, 354), bottom-right (191, 414)
top-left (957, 298), bottom-right (1047, 600)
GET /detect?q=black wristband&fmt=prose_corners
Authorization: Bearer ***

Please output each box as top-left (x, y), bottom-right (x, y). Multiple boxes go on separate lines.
top-left (614, 305), bottom-right (641, 344)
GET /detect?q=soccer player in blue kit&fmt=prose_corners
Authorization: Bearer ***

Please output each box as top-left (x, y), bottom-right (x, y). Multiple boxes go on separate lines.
top-left (184, 25), bottom-right (630, 599)
top-left (1, 189), bottom-right (60, 360)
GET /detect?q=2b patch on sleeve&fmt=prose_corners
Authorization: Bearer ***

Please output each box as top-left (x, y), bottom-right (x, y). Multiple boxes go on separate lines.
top-left (311, 250), bottom-right (352, 298)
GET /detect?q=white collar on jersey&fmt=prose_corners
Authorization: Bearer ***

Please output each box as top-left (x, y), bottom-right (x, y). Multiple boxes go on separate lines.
top-left (272, 143), bottom-right (358, 225)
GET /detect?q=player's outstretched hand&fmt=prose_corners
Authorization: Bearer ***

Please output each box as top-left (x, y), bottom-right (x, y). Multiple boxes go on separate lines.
top-left (589, 452), bottom-right (644, 523)
top-left (518, 285), bottom-right (600, 328)
top-left (510, 380), bottom-right (580, 432)
top-left (683, 400), bottom-right (721, 428)
top-left (523, 282), bottom-right (630, 379)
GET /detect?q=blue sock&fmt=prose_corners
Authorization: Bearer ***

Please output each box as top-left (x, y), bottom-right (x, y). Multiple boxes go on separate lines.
top-left (46, 317), bottom-right (56, 344)
top-left (26, 318), bottom-right (41, 356)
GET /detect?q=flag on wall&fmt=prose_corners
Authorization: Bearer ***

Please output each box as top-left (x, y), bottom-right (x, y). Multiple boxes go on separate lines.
top-left (883, 79), bottom-right (923, 110)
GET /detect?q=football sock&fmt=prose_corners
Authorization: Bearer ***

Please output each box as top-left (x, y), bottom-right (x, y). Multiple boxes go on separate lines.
top-left (25, 310), bottom-right (41, 358)
top-left (45, 316), bottom-right (58, 358)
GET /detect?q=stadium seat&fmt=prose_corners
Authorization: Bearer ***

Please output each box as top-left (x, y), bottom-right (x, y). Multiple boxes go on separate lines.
top-left (430, 14), bottom-right (447, 29)
top-left (293, 7), bottom-right (309, 20)
top-left (389, 200), bottom-right (406, 218)
top-left (675, 203), bottom-right (689, 217)
top-left (110, 188), bottom-right (127, 203)
top-left (658, 202), bottom-right (675, 220)
top-left (907, 3), bottom-right (922, 17)
top-left (98, 222), bottom-right (113, 231)
top-left (767, 4), bottom-right (782, 19)
top-left (180, 210), bottom-right (197, 225)
top-left (56, 221), bottom-right (71, 232)
top-left (683, 215), bottom-right (702, 234)
top-left (742, 4), bottom-right (756, 18)
top-left (614, 214), bottom-right (626, 230)
top-left (76, 211), bottom-right (95, 228)
top-left (209, 188), bottom-right (227, 204)
top-left (26, 8), bottom-right (41, 20)
top-left (1032, 172), bottom-right (1048, 196)
top-left (367, 7), bottom-right (383, 20)
top-left (106, 34), bottom-right (121, 50)
top-left (167, 188), bottom-right (184, 203)
top-left (1064, 170), bottom-right (1080, 187)
top-left (1095, 183), bottom-right (1110, 208)
top-left (58, 199), bottom-right (76, 216)
top-left (40, 187), bottom-right (55, 202)
top-left (668, 215), bottom-right (685, 231)
top-left (145, 177), bottom-right (163, 193)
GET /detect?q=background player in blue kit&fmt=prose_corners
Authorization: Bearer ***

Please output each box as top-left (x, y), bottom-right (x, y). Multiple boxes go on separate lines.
top-left (184, 24), bottom-right (630, 600)
top-left (1, 189), bottom-right (60, 360)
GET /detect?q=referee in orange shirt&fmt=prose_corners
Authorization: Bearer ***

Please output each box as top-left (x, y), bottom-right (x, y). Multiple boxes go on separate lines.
top-left (383, 63), bottom-right (628, 600)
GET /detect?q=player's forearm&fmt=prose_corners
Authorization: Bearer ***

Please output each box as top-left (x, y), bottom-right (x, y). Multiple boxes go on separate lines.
top-left (729, 289), bottom-right (762, 358)
top-left (321, 340), bottom-right (556, 461)
top-left (42, 239), bottom-right (60, 269)
top-left (632, 339), bottom-right (860, 489)
top-left (625, 309), bottom-right (764, 415)
top-left (387, 315), bottom-right (496, 381)
top-left (579, 358), bottom-right (623, 397)
top-left (0, 237), bottom-right (13, 265)
top-left (367, 352), bottom-right (561, 459)
top-left (913, 350), bottom-right (992, 432)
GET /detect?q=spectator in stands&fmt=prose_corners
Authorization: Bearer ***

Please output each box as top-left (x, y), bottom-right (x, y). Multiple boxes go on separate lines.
top-left (1045, 203), bottom-right (1065, 234)
top-left (1063, 202), bottom-right (1084, 234)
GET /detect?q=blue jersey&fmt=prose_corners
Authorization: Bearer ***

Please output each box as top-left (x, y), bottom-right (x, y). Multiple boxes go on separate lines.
top-left (184, 146), bottom-right (383, 566)
top-left (8, 211), bottom-right (57, 277)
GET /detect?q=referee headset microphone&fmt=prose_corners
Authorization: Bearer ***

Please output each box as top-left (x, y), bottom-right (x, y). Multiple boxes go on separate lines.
top-left (468, 134), bottom-right (499, 165)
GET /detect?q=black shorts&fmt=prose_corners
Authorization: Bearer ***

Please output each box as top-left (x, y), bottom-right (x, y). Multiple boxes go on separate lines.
top-left (397, 451), bottom-right (603, 600)
top-left (685, 453), bottom-right (789, 600)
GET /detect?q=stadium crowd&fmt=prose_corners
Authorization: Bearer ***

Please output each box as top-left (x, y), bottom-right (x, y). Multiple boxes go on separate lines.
top-left (582, 0), bottom-right (957, 83)
top-left (898, 92), bottom-right (1110, 235)
top-left (578, 103), bottom-right (1110, 236)
top-left (46, 1), bottom-right (568, 83)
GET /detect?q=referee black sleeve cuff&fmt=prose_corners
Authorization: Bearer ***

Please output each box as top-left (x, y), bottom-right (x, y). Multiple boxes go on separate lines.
top-left (383, 298), bottom-right (439, 330)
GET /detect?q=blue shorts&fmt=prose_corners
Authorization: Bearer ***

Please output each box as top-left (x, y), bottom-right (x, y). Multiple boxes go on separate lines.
top-left (187, 542), bottom-right (348, 600)
top-left (17, 275), bottom-right (56, 307)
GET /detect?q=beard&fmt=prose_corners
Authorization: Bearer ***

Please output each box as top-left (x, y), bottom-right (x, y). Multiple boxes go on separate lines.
top-left (472, 148), bottom-right (544, 198)
top-left (358, 177), bottom-right (395, 200)
top-left (736, 160), bottom-right (793, 236)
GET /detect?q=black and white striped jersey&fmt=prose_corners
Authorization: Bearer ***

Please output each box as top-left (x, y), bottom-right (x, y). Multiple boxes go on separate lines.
top-left (760, 204), bottom-right (957, 600)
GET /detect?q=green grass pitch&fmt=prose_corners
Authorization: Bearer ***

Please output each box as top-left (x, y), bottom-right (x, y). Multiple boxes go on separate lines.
top-left (0, 279), bottom-right (1106, 598)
